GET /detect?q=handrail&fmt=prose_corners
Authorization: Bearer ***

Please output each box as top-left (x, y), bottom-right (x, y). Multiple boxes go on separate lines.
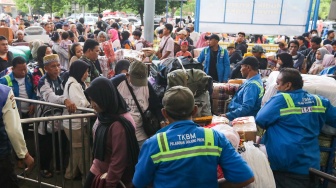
top-left (20, 113), bottom-right (96, 123)
top-left (309, 168), bottom-right (336, 183)
top-left (15, 97), bottom-right (95, 113)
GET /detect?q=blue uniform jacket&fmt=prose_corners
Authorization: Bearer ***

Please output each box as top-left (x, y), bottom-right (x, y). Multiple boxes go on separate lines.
top-left (319, 66), bottom-right (336, 75)
top-left (256, 89), bottom-right (336, 175)
top-left (197, 46), bottom-right (230, 82)
top-left (0, 72), bottom-right (36, 100)
top-left (226, 74), bottom-right (263, 121)
top-left (132, 120), bottom-right (253, 188)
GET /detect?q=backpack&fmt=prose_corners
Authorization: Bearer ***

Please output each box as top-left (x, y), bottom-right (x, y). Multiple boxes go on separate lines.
top-left (167, 68), bottom-right (211, 97)
top-left (157, 56), bottom-right (203, 85)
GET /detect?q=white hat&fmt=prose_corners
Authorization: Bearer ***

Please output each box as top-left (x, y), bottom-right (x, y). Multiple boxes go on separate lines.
top-left (187, 23), bottom-right (194, 28)
top-left (177, 30), bottom-right (187, 35)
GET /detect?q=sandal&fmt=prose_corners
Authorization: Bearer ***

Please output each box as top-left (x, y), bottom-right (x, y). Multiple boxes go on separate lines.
top-left (40, 170), bottom-right (53, 178)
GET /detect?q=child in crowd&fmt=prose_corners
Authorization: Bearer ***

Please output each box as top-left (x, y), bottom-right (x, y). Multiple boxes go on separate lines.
top-left (60, 31), bottom-right (72, 52)
top-left (176, 41), bottom-right (192, 58)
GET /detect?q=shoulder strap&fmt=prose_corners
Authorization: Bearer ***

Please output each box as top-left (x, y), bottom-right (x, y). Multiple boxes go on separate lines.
top-left (67, 82), bottom-right (73, 96)
top-left (160, 37), bottom-right (170, 53)
top-left (125, 79), bottom-right (146, 119)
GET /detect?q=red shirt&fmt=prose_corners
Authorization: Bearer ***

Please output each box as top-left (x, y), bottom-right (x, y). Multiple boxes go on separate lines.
top-left (176, 50), bottom-right (192, 57)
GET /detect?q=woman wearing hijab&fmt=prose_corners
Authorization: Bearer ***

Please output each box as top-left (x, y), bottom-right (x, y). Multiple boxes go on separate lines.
top-left (84, 77), bottom-right (139, 188)
top-left (308, 48), bottom-right (330, 75)
top-left (275, 53), bottom-right (294, 71)
top-left (323, 44), bottom-right (333, 54)
top-left (195, 32), bottom-right (210, 48)
top-left (108, 29), bottom-right (121, 50)
top-left (319, 54), bottom-right (336, 75)
top-left (62, 60), bottom-right (91, 182)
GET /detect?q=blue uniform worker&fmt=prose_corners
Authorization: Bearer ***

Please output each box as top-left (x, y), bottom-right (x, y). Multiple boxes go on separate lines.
top-left (133, 86), bottom-right (254, 188)
top-left (197, 34), bottom-right (230, 83)
top-left (223, 57), bottom-right (264, 121)
top-left (256, 68), bottom-right (336, 188)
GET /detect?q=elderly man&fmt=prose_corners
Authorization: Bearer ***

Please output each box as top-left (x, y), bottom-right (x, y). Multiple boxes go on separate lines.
top-left (256, 68), bottom-right (336, 188)
top-left (222, 57), bottom-right (264, 120)
top-left (12, 30), bottom-right (26, 43)
top-left (227, 43), bottom-right (242, 65)
top-left (133, 86), bottom-right (254, 187)
top-left (187, 23), bottom-right (200, 46)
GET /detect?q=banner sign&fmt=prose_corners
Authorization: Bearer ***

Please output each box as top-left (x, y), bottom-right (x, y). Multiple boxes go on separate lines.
top-left (196, 0), bottom-right (312, 35)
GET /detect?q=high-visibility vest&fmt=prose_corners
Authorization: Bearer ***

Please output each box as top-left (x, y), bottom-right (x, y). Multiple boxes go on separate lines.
top-left (250, 80), bottom-right (264, 99)
top-left (280, 93), bottom-right (326, 116)
top-left (151, 128), bottom-right (222, 164)
top-left (4, 75), bottom-right (12, 87)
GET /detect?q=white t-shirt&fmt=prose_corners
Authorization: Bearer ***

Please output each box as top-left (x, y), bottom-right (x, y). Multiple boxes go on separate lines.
top-left (134, 40), bottom-right (143, 51)
top-left (190, 31), bottom-right (200, 46)
top-left (15, 77), bottom-right (29, 113)
top-left (159, 36), bottom-right (175, 59)
top-left (117, 81), bottom-right (149, 141)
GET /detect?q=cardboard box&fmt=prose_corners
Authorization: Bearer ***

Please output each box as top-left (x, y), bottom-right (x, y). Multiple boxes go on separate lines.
top-left (232, 116), bottom-right (257, 142)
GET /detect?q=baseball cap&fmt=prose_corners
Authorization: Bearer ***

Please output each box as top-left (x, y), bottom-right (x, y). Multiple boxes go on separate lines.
top-left (252, 45), bottom-right (265, 53)
top-left (181, 41), bottom-right (189, 46)
top-left (63, 22), bottom-right (69, 26)
top-left (187, 23), bottom-right (194, 28)
top-left (128, 61), bottom-right (148, 87)
top-left (162, 86), bottom-right (195, 118)
top-left (227, 43), bottom-right (235, 49)
top-left (241, 56), bottom-right (259, 69)
top-left (205, 34), bottom-right (220, 41)
top-left (177, 30), bottom-right (187, 35)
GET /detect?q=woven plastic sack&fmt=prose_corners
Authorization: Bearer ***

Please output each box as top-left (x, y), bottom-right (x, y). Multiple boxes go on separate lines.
top-left (241, 141), bottom-right (276, 188)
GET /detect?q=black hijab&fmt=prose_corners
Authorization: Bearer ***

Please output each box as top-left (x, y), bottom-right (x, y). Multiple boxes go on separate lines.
top-left (36, 45), bottom-right (49, 68)
top-left (69, 60), bottom-right (89, 90)
top-left (114, 60), bottom-right (130, 75)
top-left (85, 77), bottom-right (139, 170)
top-left (277, 53), bottom-right (294, 70)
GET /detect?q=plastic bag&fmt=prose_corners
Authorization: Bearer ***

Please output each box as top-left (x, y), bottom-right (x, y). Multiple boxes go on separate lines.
top-left (240, 141), bottom-right (275, 188)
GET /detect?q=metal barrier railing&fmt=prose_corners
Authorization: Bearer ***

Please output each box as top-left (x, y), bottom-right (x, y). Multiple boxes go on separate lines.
top-left (15, 97), bottom-right (96, 188)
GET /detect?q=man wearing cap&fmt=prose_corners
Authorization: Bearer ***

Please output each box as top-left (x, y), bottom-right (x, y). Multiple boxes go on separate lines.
top-left (197, 34), bottom-right (230, 83)
top-left (222, 57), bottom-right (264, 121)
top-left (187, 23), bottom-right (199, 46)
top-left (251, 45), bottom-right (268, 69)
top-left (62, 23), bottom-right (69, 31)
top-left (37, 54), bottom-right (77, 115)
top-left (112, 61), bottom-right (165, 148)
top-left (133, 86), bottom-right (255, 187)
top-left (227, 43), bottom-right (242, 65)
top-left (235, 32), bottom-right (248, 55)
top-left (323, 30), bottom-right (335, 45)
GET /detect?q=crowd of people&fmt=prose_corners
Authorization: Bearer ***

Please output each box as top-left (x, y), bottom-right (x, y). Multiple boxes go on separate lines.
top-left (0, 13), bottom-right (336, 188)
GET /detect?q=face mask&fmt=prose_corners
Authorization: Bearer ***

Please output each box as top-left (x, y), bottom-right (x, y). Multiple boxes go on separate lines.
top-left (312, 34), bottom-right (317, 37)
top-left (276, 63), bottom-right (281, 68)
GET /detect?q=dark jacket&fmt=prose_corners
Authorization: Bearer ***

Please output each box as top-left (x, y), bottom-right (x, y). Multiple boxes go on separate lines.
top-left (230, 57), bottom-right (268, 79)
top-left (299, 48), bottom-right (317, 72)
top-left (235, 41), bottom-right (248, 55)
top-left (0, 51), bottom-right (14, 73)
top-left (229, 50), bottom-right (243, 65)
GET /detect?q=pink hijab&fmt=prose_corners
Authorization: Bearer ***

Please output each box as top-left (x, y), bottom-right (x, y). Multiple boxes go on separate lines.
top-left (323, 44), bottom-right (333, 54)
top-left (322, 54), bottom-right (336, 68)
top-left (196, 33), bottom-right (209, 48)
top-left (108, 29), bottom-right (119, 42)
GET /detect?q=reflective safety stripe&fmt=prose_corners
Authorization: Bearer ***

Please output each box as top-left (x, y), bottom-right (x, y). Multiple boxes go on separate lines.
top-left (157, 132), bottom-right (169, 152)
top-left (250, 80), bottom-right (264, 99)
top-left (204, 128), bottom-right (214, 146)
top-left (205, 48), bottom-right (208, 55)
top-left (280, 93), bottom-right (326, 116)
top-left (4, 75), bottom-right (12, 87)
top-left (151, 146), bottom-right (222, 163)
top-left (220, 49), bottom-right (225, 56)
top-left (152, 129), bottom-right (221, 164)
